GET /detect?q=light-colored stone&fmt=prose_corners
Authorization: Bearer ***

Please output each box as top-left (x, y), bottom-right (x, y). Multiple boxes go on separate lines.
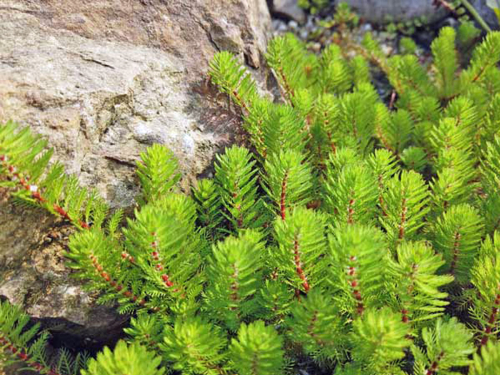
top-left (0, 0), bottom-right (272, 346)
top-left (272, 0), bottom-right (307, 23)
top-left (470, 0), bottom-right (500, 30)
top-left (342, 0), bottom-right (448, 24)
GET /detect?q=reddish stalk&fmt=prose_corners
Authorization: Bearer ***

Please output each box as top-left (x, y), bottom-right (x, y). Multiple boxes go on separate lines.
top-left (231, 89), bottom-right (249, 113)
top-left (89, 254), bottom-right (146, 307)
top-left (326, 129), bottom-right (337, 155)
top-left (425, 351), bottom-right (445, 375)
top-left (231, 190), bottom-right (244, 228)
top-left (347, 255), bottom-right (364, 315)
top-left (379, 195), bottom-right (387, 216)
top-left (480, 289), bottom-right (500, 346)
top-left (401, 263), bottom-right (419, 324)
top-left (120, 251), bottom-right (136, 264)
top-left (0, 335), bottom-right (60, 375)
top-left (375, 126), bottom-right (394, 154)
top-left (347, 199), bottom-right (355, 224)
top-left (0, 155), bottom-right (90, 229)
top-left (294, 238), bottom-right (310, 293)
top-left (402, 308), bottom-right (409, 323)
top-left (230, 265), bottom-right (240, 302)
top-left (398, 198), bottom-right (408, 240)
top-left (389, 90), bottom-right (397, 109)
top-left (278, 67), bottom-right (295, 100)
top-left (150, 234), bottom-right (180, 292)
top-left (307, 311), bottom-right (321, 342)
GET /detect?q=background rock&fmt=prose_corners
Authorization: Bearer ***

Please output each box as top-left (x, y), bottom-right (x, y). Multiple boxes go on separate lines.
top-left (340, 0), bottom-right (448, 24)
top-left (0, 0), bottom-right (272, 350)
top-left (271, 0), bottom-right (307, 23)
top-left (469, 0), bottom-right (500, 29)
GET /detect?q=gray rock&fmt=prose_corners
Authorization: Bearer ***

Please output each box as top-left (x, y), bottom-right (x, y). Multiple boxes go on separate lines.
top-left (289, 20), bottom-right (299, 29)
top-left (470, 0), bottom-right (500, 30)
top-left (0, 0), bottom-right (271, 347)
top-left (272, 0), bottom-right (307, 23)
top-left (341, 0), bottom-right (448, 24)
top-left (340, 0), bottom-right (498, 29)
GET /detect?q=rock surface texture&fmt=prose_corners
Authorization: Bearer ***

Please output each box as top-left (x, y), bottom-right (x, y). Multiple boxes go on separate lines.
top-left (342, 0), bottom-right (448, 24)
top-left (272, 0), bottom-right (307, 23)
top-left (470, 0), bottom-right (500, 29)
top-left (0, 0), bottom-right (272, 348)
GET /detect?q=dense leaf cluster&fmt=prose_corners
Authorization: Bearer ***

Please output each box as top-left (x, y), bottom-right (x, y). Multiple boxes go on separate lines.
top-left (2, 9), bottom-right (500, 375)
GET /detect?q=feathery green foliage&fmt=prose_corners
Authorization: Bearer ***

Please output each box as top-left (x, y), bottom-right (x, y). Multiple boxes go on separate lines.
top-left (412, 318), bottom-right (475, 375)
top-left (229, 321), bottom-right (284, 375)
top-left (136, 144), bottom-right (181, 204)
top-left (388, 241), bottom-right (453, 325)
top-left (0, 300), bottom-right (86, 375)
top-left (2, 5), bottom-right (500, 374)
top-left (350, 307), bottom-right (410, 373)
top-left (214, 146), bottom-right (264, 231)
top-left (82, 341), bottom-right (163, 375)
top-left (470, 341), bottom-right (500, 375)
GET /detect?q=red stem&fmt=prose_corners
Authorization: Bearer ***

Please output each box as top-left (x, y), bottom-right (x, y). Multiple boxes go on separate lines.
top-left (307, 311), bottom-right (321, 342)
top-left (347, 256), bottom-right (364, 315)
top-left (1, 155), bottom-right (90, 229)
top-left (426, 351), bottom-right (445, 375)
top-left (294, 238), bottom-right (310, 293)
top-left (347, 198), bottom-right (355, 224)
top-left (151, 233), bottom-right (183, 294)
top-left (89, 254), bottom-right (146, 307)
top-left (389, 90), bottom-right (397, 109)
top-left (278, 66), bottom-right (295, 101)
top-left (398, 198), bottom-right (408, 240)
top-left (0, 335), bottom-right (60, 375)
top-left (480, 291), bottom-right (500, 346)
top-left (231, 89), bottom-right (249, 113)
top-left (326, 131), bottom-right (337, 154)
top-left (402, 309), bottom-right (409, 323)
top-left (232, 190), bottom-right (243, 228)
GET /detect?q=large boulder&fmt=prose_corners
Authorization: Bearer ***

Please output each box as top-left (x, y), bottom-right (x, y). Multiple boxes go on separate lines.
top-left (0, 0), bottom-right (272, 349)
top-left (469, 0), bottom-right (500, 30)
top-left (342, 0), bottom-right (448, 24)
top-left (342, 0), bottom-right (498, 28)
top-left (272, 0), bottom-right (307, 23)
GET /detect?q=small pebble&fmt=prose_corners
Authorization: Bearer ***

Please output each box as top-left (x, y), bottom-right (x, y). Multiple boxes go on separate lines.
top-left (361, 23), bottom-right (373, 32)
top-left (381, 44), bottom-right (393, 55)
top-left (278, 23), bottom-right (288, 32)
top-left (288, 20), bottom-right (299, 29)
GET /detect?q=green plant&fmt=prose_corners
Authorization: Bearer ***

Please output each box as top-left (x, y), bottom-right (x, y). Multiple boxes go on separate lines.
top-left (1, 9), bottom-right (500, 375)
top-left (82, 341), bottom-right (164, 375)
top-left (298, 0), bottom-right (330, 15)
top-left (0, 300), bottom-right (87, 375)
top-left (434, 0), bottom-right (492, 32)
